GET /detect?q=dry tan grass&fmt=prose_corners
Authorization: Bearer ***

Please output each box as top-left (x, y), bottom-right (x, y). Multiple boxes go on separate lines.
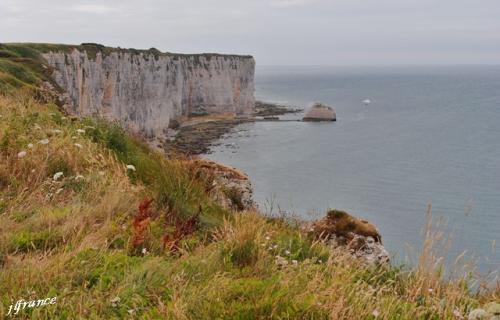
top-left (0, 93), bottom-right (498, 319)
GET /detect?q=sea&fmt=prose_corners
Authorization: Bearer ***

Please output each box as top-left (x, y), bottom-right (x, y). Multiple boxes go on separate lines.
top-left (206, 65), bottom-right (500, 274)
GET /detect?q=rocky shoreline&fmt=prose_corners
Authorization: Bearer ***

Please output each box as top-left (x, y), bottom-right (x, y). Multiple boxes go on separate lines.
top-left (165, 118), bottom-right (253, 155)
top-left (161, 102), bottom-right (390, 265)
top-left (164, 101), bottom-right (302, 155)
top-left (253, 101), bottom-right (302, 117)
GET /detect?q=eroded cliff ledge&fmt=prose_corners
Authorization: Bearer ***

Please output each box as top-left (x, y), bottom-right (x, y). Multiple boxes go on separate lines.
top-left (43, 44), bottom-right (255, 137)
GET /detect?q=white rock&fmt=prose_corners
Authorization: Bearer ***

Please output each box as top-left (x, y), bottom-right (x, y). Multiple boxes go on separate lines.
top-left (303, 102), bottom-right (336, 122)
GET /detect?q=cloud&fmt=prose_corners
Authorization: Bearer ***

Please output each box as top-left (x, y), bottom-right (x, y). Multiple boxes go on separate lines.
top-left (70, 4), bottom-right (119, 14)
top-left (269, 0), bottom-right (319, 8)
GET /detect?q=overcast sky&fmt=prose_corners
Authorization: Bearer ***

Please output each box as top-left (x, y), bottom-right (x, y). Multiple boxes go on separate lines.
top-left (1, 0), bottom-right (500, 65)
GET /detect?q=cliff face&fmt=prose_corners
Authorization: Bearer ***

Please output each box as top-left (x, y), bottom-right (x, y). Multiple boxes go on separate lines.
top-left (43, 49), bottom-right (255, 137)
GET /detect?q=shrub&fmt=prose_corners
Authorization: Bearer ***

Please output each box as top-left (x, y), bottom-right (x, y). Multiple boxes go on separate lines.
top-left (226, 238), bottom-right (259, 267)
top-left (9, 230), bottom-right (64, 253)
top-left (46, 155), bottom-right (73, 177)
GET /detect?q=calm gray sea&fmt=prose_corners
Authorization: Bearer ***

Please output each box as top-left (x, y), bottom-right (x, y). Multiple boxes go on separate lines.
top-left (206, 65), bottom-right (500, 273)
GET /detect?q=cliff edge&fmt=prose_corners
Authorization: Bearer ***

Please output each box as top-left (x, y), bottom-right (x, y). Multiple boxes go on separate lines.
top-left (39, 43), bottom-right (255, 138)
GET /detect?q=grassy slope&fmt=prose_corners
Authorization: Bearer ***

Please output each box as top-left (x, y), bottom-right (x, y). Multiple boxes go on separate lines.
top-left (0, 44), bottom-right (497, 319)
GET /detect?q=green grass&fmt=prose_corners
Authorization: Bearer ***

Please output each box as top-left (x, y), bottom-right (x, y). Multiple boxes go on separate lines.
top-left (0, 46), bottom-right (497, 319)
top-left (0, 43), bottom-right (55, 94)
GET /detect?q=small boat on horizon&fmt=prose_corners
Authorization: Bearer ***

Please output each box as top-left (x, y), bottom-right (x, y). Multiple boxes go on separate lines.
top-left (362, 98), bottom-right (371, 106)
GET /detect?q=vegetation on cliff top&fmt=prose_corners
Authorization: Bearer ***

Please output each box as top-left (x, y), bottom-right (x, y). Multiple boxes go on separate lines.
top-left (0, 42), bottom-right (253, 66)
top-left (0, 47), bottom-right (498, 319)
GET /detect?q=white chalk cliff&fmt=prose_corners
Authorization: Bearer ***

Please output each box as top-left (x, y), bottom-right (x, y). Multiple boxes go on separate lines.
top-left (43, 47), bottom-right (255, 137)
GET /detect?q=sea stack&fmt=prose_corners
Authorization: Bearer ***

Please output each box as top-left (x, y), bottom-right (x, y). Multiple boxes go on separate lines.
top-left (303, 102), bottom-right (336, 121)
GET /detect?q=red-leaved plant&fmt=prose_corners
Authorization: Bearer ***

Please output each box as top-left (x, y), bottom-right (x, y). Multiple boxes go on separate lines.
top-left (131, 198), bottom-right (154, 249)
top-left (162, 206), bottom-right (200, 252)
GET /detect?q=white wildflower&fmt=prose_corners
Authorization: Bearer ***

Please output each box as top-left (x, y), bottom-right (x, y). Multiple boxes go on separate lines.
top-left (27, 143), bottom-right (34, 148)
top-left (453, 309), bottom-right (462, 319)
top-left (17, 151), bottom-right (27, 158)
top-left (428, 288), bottom-right (434, 293)
top-left (126, 164), bottom-right (136, 171)
top-left (284, 250), bottom-right (291, 255)
top-left (52, 129), bottom-right (62, 134)
top-left (372, 310), bottom-right (380, 318)
top-left (292, 260), bottom-right (298, 265)
top-left (468, 309), bottom-right (487, 320)
top-left (61, 116), bottom-right (67, 120)
top-left (141, 248), bottom-right (148, 255)
top-left (39, 139), bottom-right (49, 145)
top-left (128, 309), bottom-right (135, 315)
top-left (55, 188), bottom-right (64, 194)
top-left (265, 236), bottom-right (271, 241)
top-left (110, 296), bottom-right (121, 307)
top-left (74, 143), bottom-right (83, 149)
top-left (75, 175), bottom-right (84, 181)
top-left (53, 172), bottom-right (64, 181)
top-left (275, 255), bottom-right (288, 267)
top-left (76, 129), bottom-right (86, 134)
top-left (273, 244), bottom-right (278, 249)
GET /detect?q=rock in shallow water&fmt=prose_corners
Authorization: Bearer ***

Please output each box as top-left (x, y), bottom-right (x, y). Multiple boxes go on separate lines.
top-left (303, 102), bottom-right (336, 121)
